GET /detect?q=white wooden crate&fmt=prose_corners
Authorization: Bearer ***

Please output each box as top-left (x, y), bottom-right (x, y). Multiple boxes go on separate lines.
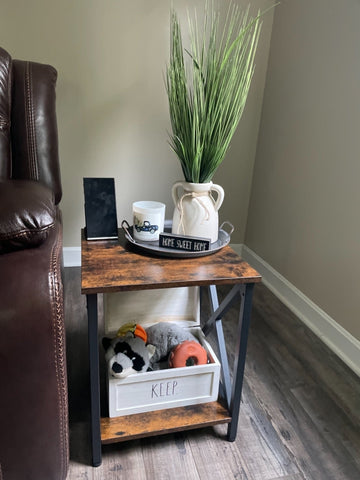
top-left (107, 329), bottom-right (220, 417)
top-left (103, 287), bottom-right (220, 417)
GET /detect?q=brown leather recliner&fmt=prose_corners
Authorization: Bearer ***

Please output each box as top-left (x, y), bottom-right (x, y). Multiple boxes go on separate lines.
top-left (0, 47), bottom-right (68, 480)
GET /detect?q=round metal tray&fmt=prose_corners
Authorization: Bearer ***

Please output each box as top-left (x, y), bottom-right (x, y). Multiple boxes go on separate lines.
top-left (121, 220), bottom-right (234, 258)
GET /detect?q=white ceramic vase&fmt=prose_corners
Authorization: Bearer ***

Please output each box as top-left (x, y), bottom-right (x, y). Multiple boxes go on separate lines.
top-left (171, 181), bottom-right (225, 243)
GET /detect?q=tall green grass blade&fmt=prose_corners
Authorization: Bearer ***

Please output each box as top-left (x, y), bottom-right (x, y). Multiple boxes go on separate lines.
top-left (166, 1), bottom-right (270, 183)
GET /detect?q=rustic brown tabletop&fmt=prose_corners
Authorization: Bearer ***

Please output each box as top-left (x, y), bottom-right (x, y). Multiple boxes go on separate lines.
top-left (81, 228), bottom-right (261, 294)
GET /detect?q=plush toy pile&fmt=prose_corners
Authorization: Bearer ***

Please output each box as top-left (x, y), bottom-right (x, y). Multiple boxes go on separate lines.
top-left (146, 322), bottom-right (208, 369)
top-left (103, 321), bottom-right (209, 379)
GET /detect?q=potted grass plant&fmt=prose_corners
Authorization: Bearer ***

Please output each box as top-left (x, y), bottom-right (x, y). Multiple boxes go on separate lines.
top-left (166, 2), bottom-right (264, 242)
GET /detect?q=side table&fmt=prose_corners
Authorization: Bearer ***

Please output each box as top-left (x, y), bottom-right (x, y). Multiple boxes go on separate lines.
top-left (81, 230), bottom-right (261, 467)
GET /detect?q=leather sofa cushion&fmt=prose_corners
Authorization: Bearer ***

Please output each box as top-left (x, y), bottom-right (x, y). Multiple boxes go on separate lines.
top-left (0, 179), bottom-right (56, 253)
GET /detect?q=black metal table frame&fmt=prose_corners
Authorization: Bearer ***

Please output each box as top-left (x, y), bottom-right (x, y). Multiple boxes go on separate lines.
top-left (86, 282), bottom-right (255, 467)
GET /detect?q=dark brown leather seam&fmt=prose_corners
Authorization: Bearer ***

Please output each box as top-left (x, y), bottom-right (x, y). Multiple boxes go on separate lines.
top-left (49, 226), bottom-right (68, 479)
top-left (0, 222), bottom-right (55, 240)
top-left (24, 62), bottom-right (38, 180)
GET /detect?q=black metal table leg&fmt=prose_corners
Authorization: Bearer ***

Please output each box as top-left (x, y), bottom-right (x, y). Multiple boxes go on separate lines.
top-left (202, 282), bottom-right (255, 441)
top-left (86, 294), bottom-right (102, 467)
top-left (207, 285), bottom-right (233, 410)
top-left (227, 283), bottom-right (254, 441)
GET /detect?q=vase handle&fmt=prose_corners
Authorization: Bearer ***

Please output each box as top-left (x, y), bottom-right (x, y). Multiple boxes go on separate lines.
top-left (171, 181), bottom-right (185, 207)
top-left (211, 183), bottom-right (225, 211)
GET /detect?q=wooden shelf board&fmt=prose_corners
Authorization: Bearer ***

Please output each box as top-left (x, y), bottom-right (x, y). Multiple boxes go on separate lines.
top-left (101, 401), bottom-right (231, 444)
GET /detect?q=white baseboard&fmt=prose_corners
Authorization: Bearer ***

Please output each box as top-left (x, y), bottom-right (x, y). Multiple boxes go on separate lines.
top-left (63, 247), bottom-right (81, 267)
top-left (63, 243), bottom-right (360, 377)
top-left (236, 244), bottom-right (360, 377)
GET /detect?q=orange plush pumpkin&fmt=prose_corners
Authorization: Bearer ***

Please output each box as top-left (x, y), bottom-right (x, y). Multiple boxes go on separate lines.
top-left (168, 340), bottom-right (208, 368)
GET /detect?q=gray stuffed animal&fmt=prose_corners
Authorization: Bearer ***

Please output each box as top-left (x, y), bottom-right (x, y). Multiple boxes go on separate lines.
top-left (146, 322), bottom-right (199, 366)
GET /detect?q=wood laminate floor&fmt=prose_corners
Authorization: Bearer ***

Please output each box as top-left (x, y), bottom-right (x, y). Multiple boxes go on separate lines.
top-left (64, 267), bottom-right (360, 480)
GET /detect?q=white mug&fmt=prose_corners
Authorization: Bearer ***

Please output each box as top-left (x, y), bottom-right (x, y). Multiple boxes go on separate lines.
top-left (132, 201), bottom-right (166, 242)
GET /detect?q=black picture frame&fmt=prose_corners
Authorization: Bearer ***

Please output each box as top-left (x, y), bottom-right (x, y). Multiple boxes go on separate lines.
top-left (83, 177), bottom-right (118, 240)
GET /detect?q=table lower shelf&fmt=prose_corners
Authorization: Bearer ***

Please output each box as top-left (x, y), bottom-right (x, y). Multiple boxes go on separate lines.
top-left (100, 401), bottom-right (231, 444)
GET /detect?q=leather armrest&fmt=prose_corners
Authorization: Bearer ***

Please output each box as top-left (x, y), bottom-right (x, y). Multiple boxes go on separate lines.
top-left (0, 215), bottom-right (69, 479)
top-left (0, 179), bottom-right (56, 253)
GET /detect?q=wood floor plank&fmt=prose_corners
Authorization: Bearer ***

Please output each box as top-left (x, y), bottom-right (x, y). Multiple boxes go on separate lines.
top-left (188, 411), bottom-right (293, 480)
top-left (187, 426), bottom-right (249, 480)
top-left (66, 421), bottom-right (95, 480)
top-left (269, 475), bottom-right (304, 480)
top-left (252, 285), bottom-right (360, 424)
top-left (141, 433), bottom-right (200, 480)
top-left (291, 385), bottom-right (360, 474)
top-left (237, 391), bottom-right (301, 479)
top-left (243, 359), bottom-right (331, 479)
top-left (242, 288), bottom-right (360, 480)
top-left (95, 441), bottom-right (147, 480)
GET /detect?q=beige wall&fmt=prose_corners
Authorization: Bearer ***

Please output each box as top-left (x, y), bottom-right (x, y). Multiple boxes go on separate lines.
top-left (1, 0), bottom-right (274, 246)
top-left (246, 0), bottom-right (360, 340)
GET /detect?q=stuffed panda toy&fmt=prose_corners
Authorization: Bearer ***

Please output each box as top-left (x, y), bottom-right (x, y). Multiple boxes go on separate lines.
top-left (102, 335), bottom-right (156, 379)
